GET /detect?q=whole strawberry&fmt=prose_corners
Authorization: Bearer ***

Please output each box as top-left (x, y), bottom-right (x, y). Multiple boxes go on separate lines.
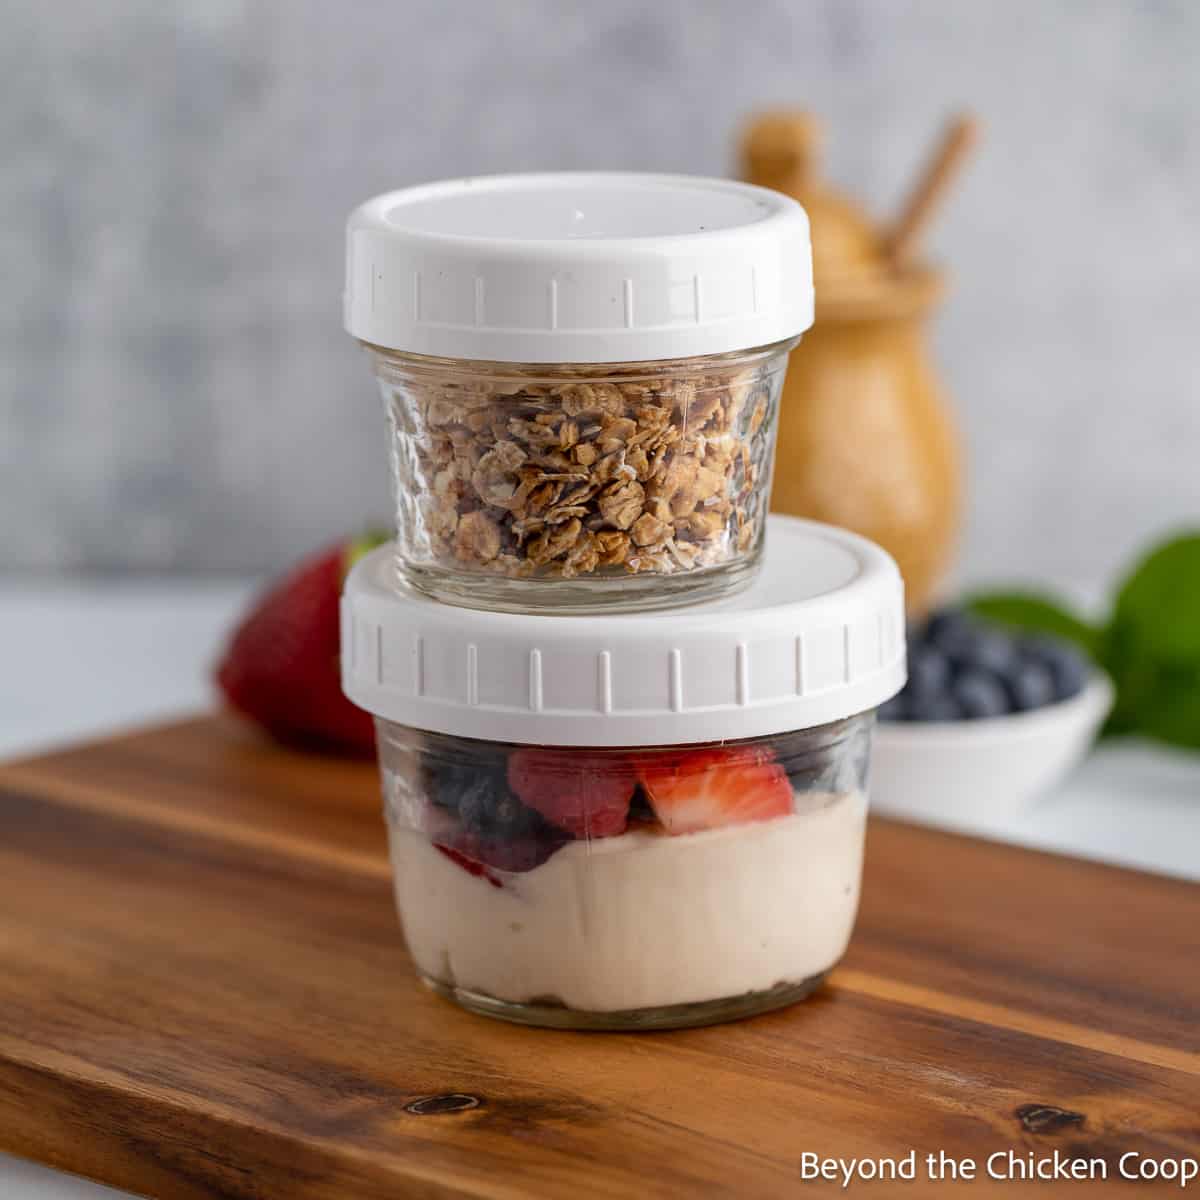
top-left (215, 535), bottom-right (382, 756)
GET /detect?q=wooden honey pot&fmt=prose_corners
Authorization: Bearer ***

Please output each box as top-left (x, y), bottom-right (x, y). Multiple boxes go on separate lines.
top-left (742, 111), bottom-right (977, 617)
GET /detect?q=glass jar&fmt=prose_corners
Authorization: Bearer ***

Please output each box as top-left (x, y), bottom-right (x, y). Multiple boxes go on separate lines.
top-left (367, 340), bottom-right (793, 614)
top-left (377, 717), bottom-right (872, 1030)
top-left (345, 172), bottom-right (814, 614)
top-left (341, 515), bottom-right (907, 1030)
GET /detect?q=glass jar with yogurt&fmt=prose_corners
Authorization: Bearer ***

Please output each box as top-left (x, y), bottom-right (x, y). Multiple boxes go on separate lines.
top-left (342, 514), bottom-right (905, 1030)
top-left (344, 173), bottom-right (813, 615)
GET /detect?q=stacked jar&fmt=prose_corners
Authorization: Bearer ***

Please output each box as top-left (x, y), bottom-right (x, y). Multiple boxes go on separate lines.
top-left (341, 173), bottom-right (906, 1029)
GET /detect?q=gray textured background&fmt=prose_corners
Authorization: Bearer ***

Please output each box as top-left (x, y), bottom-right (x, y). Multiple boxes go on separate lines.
top-left (5, 0), bottom-right (1199, 588)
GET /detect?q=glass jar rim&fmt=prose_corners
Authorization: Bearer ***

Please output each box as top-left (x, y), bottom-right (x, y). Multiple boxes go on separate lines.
top-left (361, 335), bottom-right (802, 386)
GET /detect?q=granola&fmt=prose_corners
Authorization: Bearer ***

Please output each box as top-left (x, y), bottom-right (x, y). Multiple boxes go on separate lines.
top-left (379, 355), bottom-right (782, 581)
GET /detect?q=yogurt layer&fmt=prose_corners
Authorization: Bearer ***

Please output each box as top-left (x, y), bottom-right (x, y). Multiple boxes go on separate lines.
top-left (389, 789), bottom-right (867, 1013)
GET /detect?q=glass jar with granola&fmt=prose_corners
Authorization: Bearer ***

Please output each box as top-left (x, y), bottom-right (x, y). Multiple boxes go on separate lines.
top-left (345, 173), bottom-right (813, 613)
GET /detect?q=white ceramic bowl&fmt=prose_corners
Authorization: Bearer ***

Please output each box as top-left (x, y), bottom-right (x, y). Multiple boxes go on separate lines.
top-left (869, 673), bottom-right (1114, 831)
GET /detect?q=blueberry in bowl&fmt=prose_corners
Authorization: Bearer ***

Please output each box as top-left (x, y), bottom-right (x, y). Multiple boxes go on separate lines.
top-left (884, 607), bottom-right (1092, 723)
top-left (872, 606), bottom-right (1113, 828)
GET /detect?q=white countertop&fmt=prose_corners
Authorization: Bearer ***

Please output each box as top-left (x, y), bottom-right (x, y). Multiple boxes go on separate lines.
top-left (1, 577), bottom-right (1198, 1197)
top-left (0, 577), bottom-right (256, 762)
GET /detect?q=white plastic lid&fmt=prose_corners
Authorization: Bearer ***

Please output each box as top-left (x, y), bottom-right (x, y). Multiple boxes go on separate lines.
top-left (341, 516), bottom-right (905, 747)
top-left (344, 172), bottom-right (813, 364)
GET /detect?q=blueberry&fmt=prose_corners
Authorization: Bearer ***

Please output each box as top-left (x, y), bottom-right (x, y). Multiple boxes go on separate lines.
top-left (907, 693), bottom-right (962, 722)
top-left (922, 608), bottom-right (975, 649)
top-left (1006, 659), bottom-right (1056, 711)
top-left (906, 646), bottom-right (951, 698)
top-left (456, 774), bottom-right (502, 833)
top-left (938, 625), bottom-right (1016, 675)
top-left (427, 761), bottom-right (471, 813)
top-left (480, 822), bottom-right (570, 873)
top-left (878, 693), bottom-right (909, 722)
top-left (426, 740), bottom-right (509, 812)
top-left (952, 669), bottom-right (1010, 719)
top-left (491, 790), bottom-right (540, 836)
top-left (1022, 637), bottom-right (1089, 701)
top-left (970, 629), bottom-right (1019, 675)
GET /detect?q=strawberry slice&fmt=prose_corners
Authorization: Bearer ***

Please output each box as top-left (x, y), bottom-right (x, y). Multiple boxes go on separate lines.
top-left (507, 750), bottom-right (635, 838)
top-left (215, 535), bottom-right (384, 756)
top-left (434, 844), bottom-right (503, 889)
top-left (636, 746), bottom-right (793, 835)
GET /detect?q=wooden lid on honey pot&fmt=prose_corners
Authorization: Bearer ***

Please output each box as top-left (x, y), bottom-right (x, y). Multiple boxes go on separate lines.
top-left (741, 111), bottom-right (978, 322)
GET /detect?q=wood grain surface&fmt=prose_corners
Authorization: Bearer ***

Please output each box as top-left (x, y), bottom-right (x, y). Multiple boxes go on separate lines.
top-left (0, 716), bottom-right (1197, 1198)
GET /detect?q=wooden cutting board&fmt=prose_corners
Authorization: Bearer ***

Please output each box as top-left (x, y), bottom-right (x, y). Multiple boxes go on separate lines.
top-left (1, 717), bottom-right (1197, 1199)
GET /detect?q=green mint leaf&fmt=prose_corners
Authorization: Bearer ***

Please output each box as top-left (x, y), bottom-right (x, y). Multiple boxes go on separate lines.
top-left (965, 591), bottom-right (1099, 659)
top-left (1103, 535), bottom-right (1200, 748)
top-left (1100, 621), bottom-right (1154, 737)
top-left (1135, 668), bottom-right (1200, 748)
top-left (1103, 628), bottom-right (1200, 746)
top-left (969, 534), bottom-right (1200, 751)
top-left (1111, 532), bottom-right (1200, 664)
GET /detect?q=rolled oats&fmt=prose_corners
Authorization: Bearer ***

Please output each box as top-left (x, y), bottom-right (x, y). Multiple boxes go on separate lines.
top-left (455, 510), bottom-right (501, 563)
top-left (598, 480), bottom-right (645, 531)
top-left (631, 512), bottom-right (670, 548)
top-left (376, 352), bottom-right (785, 582)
